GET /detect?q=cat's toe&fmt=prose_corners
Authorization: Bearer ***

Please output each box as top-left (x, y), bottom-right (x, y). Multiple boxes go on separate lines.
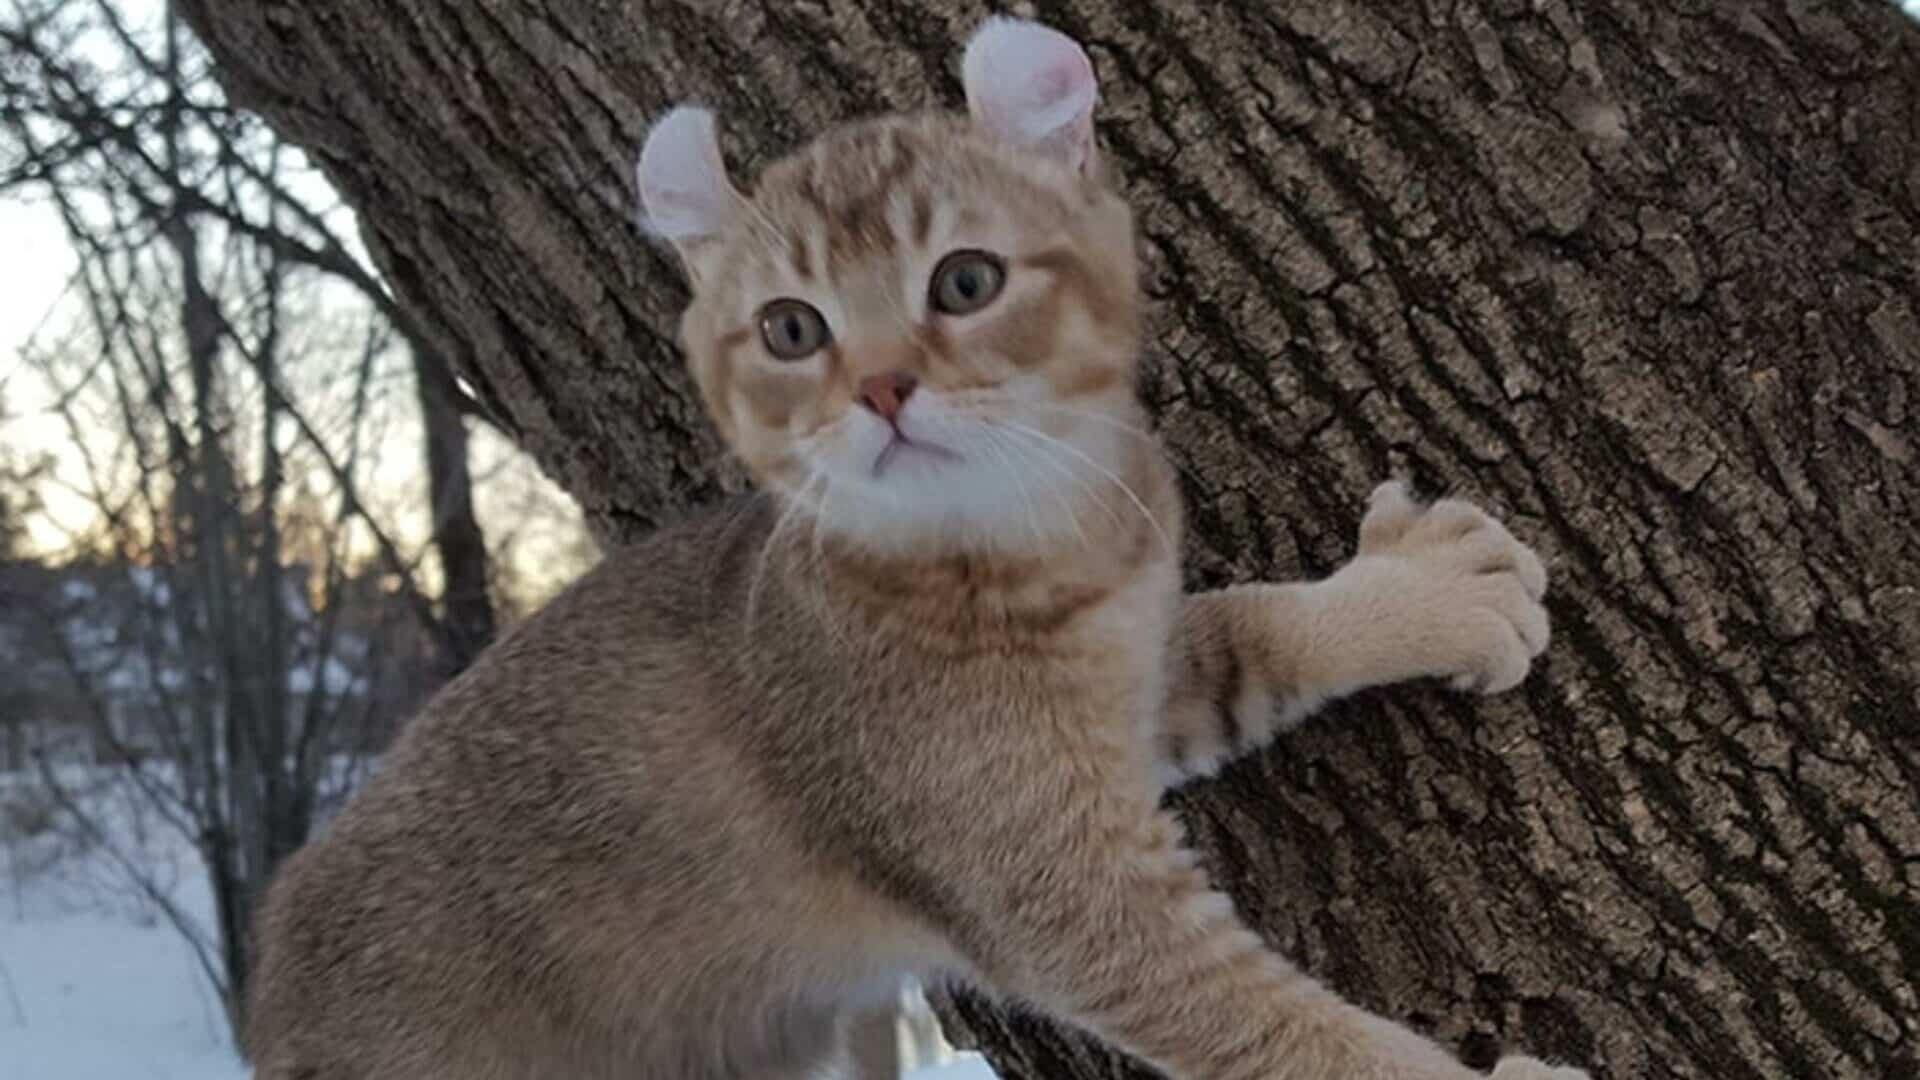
top-left (1451, 529), bottom-right (1549, 604)
top-left (1492, 574), bottom-right (1551, 660)
top-left (1358, 480), bottom-right (1421, 552)
top-left (1408, 497), bottom-right (1496, 544)
top-left (1456, 607), bottom-right (1532, 693)
top-left (1510, 538), bottom-right (1548, 600)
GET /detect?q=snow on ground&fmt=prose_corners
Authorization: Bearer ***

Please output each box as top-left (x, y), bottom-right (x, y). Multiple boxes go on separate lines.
top-left (0, 769), bottom-right (996, 1079)
top-left (0, 903), bottom-right (247, 1080)
top-left (1, 772), bottom-right (246, 1080)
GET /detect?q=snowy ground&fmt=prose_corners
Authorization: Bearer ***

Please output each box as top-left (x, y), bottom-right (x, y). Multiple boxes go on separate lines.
top-left (0, 904), bottom-right (247, 1080)
top-left (0, 770), bottom-right (995, 1079)
top-left (0, 772), bottom-right (247, 1080)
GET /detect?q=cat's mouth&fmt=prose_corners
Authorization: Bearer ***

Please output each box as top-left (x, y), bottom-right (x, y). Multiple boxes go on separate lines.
top-left (871, 431), bottom-right (961, 478)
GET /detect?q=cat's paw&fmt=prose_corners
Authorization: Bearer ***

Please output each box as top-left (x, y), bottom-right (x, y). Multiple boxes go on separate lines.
top-left (1487, 1054), bottom-right (1591, 1080)
top-left (1325, 481), bottom-right (1550, 694)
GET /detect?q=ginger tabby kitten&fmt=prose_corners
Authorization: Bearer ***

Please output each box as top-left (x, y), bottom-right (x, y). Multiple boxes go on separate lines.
top-left (245, 17), bottom-right (1590, 1080)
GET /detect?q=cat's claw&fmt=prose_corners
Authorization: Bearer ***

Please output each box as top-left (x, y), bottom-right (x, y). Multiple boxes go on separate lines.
top-left (1331, 481), bottom-right (1551, 695)
top-left (1488, 1054), bottom-right (1592, 1079)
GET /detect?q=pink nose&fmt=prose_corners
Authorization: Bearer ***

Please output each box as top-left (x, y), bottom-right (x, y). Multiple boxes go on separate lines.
top-left (856, 371), bottom-right (918, 421)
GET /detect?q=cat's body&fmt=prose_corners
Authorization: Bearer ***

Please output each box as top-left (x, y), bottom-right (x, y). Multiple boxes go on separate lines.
top-left (250, 465), bottom-right (1177, 1078)
top-left (246, 18), bottom-right (1589, 1080)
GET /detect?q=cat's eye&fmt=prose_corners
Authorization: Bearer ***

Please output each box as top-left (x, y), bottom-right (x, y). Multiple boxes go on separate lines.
top-left (758, 299), bottom-right (831, 360)
top-left (929, 250), bottom-right (1006, 316)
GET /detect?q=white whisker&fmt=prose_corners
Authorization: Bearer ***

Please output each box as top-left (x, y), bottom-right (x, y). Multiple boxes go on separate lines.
top-left (994, 419), bottom-right (1175, 558)
top-left (745, 471), bottom-right (827, 639)
top-left (736, 192), bottom-right (788, 254)
top-left (809, 485), bottom-right (832, 570)
top-left (1027, 401), bottom-right (1160, 444)
top-left (985, 420), bottom-right (1124, 536)
top-left (804, 480), bottom-right (857, 654)
top-left (970, 421), bottom-right (1049, 550)
top-left (977, 422), bottom-right (1089, 551)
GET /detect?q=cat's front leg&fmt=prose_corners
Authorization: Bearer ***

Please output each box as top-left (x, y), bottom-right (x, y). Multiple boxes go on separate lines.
top-left (955, 791), bottom-right (1582, 1080)
top-left (1156, 480), bottom-right (1548, 785)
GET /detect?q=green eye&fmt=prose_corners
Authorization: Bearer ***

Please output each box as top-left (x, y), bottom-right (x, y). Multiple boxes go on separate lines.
top-left (929, 250), bottom-right (1006, 316)
top-left (758, 299), bottom-right (830, 360)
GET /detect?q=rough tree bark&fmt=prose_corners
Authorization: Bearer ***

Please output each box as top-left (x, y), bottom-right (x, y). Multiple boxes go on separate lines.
top-left (172, 2), bottom-right (1919, 1077)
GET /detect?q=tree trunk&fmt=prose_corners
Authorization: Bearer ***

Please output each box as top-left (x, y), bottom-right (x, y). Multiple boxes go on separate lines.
top-left (173, 2), bottom-right (1920, 1077)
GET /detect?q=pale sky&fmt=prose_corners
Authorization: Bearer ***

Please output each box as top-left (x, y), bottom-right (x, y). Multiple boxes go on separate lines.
top-left (1, 194), bottom-right (86, 551)
top-left (2, 0), bottom-right (149, 551)
top-left (0, 197), bottom-right (76, 351)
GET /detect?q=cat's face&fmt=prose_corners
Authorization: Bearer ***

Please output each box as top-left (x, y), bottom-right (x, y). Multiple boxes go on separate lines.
top-left (640, 20), bottom-right (1142, 553)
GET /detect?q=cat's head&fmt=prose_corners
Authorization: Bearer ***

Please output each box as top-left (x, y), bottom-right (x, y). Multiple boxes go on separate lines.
top-left (638, 18), bottom-right (1141, 554)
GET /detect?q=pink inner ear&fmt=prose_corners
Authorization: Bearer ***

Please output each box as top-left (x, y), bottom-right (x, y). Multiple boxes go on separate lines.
top-left (964, 18), bottom-right (1097, 155)
top-left (1033, 63), bottom-right (1077, 108)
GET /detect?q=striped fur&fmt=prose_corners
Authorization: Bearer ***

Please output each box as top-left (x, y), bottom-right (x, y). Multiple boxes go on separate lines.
top-left (1157, 484), bottom-right (1551, 788)
top-left (243, 17), bottom-right (1583, 1080)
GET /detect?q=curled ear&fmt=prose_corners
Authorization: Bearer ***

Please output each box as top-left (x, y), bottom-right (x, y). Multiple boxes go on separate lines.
top-left (636, 105), bottom-right (744, 274)
top-left (962, 17), bottom-right (1098, 173)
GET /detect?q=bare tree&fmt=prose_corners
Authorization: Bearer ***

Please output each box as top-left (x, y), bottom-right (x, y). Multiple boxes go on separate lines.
top-left (4, 203), bottom-right (400, 1045)
top-left (0, 0), bottom-right (500, 677)
top-left (168, 2), bottom-right (1920, 1078)
top-left (0, 390), bottom-right (54, 774)
top-left (0, 391), bottom-right (48, 562)
top-left (0, 0), bottom-right (520, 1040)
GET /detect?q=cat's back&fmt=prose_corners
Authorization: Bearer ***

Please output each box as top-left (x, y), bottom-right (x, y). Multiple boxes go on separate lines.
top-left (335, 492), bottom-right (773, 822)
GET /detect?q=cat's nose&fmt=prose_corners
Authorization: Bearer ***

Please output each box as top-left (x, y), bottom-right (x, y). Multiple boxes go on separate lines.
top-left (856, 371), bottom-right (918, 421)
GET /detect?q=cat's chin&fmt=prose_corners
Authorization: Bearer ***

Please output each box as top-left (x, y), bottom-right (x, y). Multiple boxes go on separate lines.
top-left (870, 434), bottom-right (962, 479)
top-left (803, 488), bottom-right (1100, 563)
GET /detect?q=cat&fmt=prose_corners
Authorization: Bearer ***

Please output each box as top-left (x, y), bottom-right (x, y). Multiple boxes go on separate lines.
top-left (243, 16), bottom-right (1591, 1080)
